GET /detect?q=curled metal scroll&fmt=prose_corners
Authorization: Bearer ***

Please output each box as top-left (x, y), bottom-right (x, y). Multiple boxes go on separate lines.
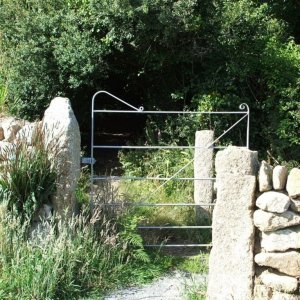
top-left (239, 103), bottom-right (249, 112)
top-left (92, 90), bottom-right (144, 111)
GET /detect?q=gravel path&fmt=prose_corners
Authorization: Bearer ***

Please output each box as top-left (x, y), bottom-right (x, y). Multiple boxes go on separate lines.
top-left (104, 271), bottom-right (207, 300)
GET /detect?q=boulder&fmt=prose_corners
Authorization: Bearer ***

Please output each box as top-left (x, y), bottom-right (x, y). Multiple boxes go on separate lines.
top-left (253, 284), bottom-right (273, 300)
top-left (287, 168), bottom-right (300, 198)
top-left (290, 199), bottom-right (300, 213)
top-left (255, 251), bottom-right (300, 277)
top-left (272, 292), bottom-right (300, 300)
top-left (16, 122), bottom-right (39, 145)
top-left (259, 160), bottom-right (273, 192)
top-left (253, 209), bottom-right (300, 232)
top-left (0, 117), bottom-right (27, 142)
top-left (273, 165), bottom-right (288, 191)
top-left (43, 97), bottom-right (80, 217)
top-left (259, 270), bottom-right (298, 294)
top-left (0, 141), bottom-right (15, 158)
top-left (261, 226), bottom-right (300, 252)
top-left (215, 146), bottom-right (259, 176)
top-left (256, 191), bottom-right (290, 213)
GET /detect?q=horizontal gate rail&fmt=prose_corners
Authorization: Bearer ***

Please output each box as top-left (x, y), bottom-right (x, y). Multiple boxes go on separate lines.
top-left (93, 176), bottom-right (216, 181)
top-left (138, 226), bottom-right (212, 229)
top-left (93, 145), bottom-right (227, 149)
top-left (103, 202), bottom-right (216, 207)
top-left (144, 244), bottom-right (212, 248)
top-left (94, 109), bottom-right (247, 115)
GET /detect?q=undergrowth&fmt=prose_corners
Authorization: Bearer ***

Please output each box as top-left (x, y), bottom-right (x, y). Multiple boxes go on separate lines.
top-left (0, 205), bottom-right (175, 299)
top-left (116, 149), bottom-right (212, 246)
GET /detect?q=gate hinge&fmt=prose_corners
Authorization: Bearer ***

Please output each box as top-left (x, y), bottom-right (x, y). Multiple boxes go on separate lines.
top-left (81, 157), bottom-right (96, 165)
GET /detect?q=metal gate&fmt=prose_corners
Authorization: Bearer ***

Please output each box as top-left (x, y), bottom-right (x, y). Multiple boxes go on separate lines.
top-left (90, 91), bottom-right (250, 248)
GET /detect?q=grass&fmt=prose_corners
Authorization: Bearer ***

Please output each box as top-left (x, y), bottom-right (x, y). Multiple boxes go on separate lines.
top-left (116, 148), bottom-right (213, 247)
top-left (0, 205), bottom-right (178, 299)
top-left (0, 123), bottom-right (57, 222)
top-left (0, 127), bottom-right (210, 299)
top-left (0, 84), bottom-right (8, 115)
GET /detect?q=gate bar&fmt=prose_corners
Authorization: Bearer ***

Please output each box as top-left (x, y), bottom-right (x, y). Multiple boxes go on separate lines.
top-left (144, 244), bottom-right (212, 247)
top-left (94, 110), bottom-right (247, 115)
top-left (94, 176), bottom-right (216, 181)
top-left (138, 226), bottom-right (212, 229)
top-left (93, 145), bottom-right (227, 149)
top-left (104, 202), bottom-right (216, 207)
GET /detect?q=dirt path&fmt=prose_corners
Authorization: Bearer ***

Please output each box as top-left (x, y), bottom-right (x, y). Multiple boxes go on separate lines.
top-left (104, 271), bottom-right (207, 300)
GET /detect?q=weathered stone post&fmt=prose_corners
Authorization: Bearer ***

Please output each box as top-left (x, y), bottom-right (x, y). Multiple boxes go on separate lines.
top-left (194, 130), bottom-right (214, 223)
top-left (207, 146), bottom-right (259, 300)
top-left (43, 97), bottom-right (81, 217)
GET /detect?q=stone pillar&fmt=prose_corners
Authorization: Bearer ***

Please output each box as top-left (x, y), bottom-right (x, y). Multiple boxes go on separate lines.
top-left (43, 97), bottom-right (81, 218)
top-left (207, 146), bottom-right (259, 300)
top-left (194, 130), bottom-right (214, 223)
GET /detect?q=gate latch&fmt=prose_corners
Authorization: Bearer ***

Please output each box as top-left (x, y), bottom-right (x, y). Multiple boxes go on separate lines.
top-left (81, 157), bottom-right (97, 165)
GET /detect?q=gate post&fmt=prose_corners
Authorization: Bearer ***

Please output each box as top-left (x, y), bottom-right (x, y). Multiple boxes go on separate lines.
top-left (207, 146), bottom-right (259, 300)
top-left (194, 130), bottom-right (214, 223)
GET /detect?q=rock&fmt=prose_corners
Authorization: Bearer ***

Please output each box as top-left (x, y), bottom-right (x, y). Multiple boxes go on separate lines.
top-left (0, 127), bottom-right (4, 140)
top-left (43, 97), bottom-right (81, 218)
top-left (0, 116), bottom-right (27, 142)
top-left (260, 270), bottom-right (298, 294)
top-left (255, 251), bottom-right (300, 277)
top-left (33, 204), bottom-right (53, 222)
top-left (0, 141), bottom-right (15, 158)
top-left (272, 292), bottom-right (300, 300)
top-left (290, 199), bottom-right (300, 213)
top-left (259, 160), bottom-right (273, 192)
top-left (273, 165), bottom-right (288, 191)
top-left (208, 147), bottom-right (258, 300)
top-left (16, 122), bottom-right (39, 145)
top-left (253, 209), bottom-right (300, 232)
top-left (253, 284), bottom-right (273, 300)
top-left (194, 130), bottom-right (214, 222)
top-left (256, 191), bottom-right (290, 213)
top-left (261, 226), bottom-right (300, 252)
top-left (287, 168), bottom-right (300, 198)
top-left (215, 146), bottom-right (259, 176)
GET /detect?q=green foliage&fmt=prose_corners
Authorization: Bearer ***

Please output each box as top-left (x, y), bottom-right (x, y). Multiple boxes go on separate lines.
top-left (75, 166), bottom-right (91, 207)
top-left (0, 84), bottom-right (8, 115)
top-left (0, 128), bottom-right (57, 222)
top-left (0, 206), bottom-right (175, 299)
top-left (177, 253), bottom-right (209, 274)
top-left (0, 0), bottom-right (299, 160)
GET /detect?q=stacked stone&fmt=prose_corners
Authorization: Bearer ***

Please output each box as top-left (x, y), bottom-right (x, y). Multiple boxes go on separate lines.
top-left (254, 162), bottom-right (300, 300)
top-left (0, 98), bottom-right (80, 218)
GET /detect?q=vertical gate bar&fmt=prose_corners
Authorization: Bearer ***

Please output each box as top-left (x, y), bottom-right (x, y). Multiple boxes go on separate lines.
top-left (90, 93), bottom-right (96, 205)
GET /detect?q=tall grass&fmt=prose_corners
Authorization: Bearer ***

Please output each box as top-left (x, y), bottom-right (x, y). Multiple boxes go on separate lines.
top-left (0, 125), bottom-right (175, 299)
top-left (0, 125), bottom-right (57, 222)
top-left (0, 204), bottom-right (176, 299)
top-left (0, 84), bottom-right (8, 115)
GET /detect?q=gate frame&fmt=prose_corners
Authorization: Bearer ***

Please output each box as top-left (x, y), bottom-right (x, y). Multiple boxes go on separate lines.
top-left (91, 90), bottom-right (250, 248)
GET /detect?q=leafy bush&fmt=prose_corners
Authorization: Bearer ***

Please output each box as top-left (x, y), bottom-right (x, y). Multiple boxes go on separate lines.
top-left (0, 127), bottom-right (57, 222)
top-left (0, 0), bottom-right (299, 160)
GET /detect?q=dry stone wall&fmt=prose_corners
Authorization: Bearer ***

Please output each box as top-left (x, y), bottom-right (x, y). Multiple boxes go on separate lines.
top-left (207, 149), bottom-right (300, 300)
top-left (0, 97), bottom-right (80, 219)
top-left (254, 162), bottom-right (300, 299)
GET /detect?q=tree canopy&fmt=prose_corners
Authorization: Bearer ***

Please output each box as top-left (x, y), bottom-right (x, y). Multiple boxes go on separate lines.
top-left (0, 0), bottom-right (299, 161)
